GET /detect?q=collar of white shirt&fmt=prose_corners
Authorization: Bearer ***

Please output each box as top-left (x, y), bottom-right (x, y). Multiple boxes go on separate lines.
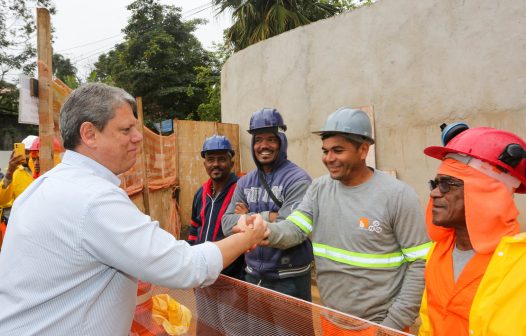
top-left (61, 150), bottom-right (121, 186)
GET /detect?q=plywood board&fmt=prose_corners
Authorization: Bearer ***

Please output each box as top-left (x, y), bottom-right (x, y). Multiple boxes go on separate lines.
top-left (175, 120), bottom-right (240, 234)
top-left (148, 188), bottom-right (175, 235)
top-left (355, 105), bottom-right (376, 169)
top-left (216, 123), bottom-right (241, 174)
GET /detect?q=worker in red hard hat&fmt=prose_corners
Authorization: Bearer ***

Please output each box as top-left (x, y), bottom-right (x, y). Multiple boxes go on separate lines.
top-left (419, 123), bottom-right (526, 336)
top-left (0, 136), bottom-right (39, 250)
top-left (27, 137), bottom-right (62, 178)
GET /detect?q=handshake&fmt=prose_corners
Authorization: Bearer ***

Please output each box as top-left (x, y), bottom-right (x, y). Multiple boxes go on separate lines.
top-left (232, 214), bottom-right (271, 251)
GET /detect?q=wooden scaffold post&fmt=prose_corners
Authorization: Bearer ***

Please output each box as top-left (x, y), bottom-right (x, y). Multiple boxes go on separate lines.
top-left (36, 8), bottom-right (54, 174)
top-left (136, 97), bottom-right (151, 215)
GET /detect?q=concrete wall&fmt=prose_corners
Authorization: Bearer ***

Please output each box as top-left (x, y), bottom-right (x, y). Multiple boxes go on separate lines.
top-left (0, 151), bottom-right (10, 173)
top-left (220, 0), bottom-right (526, 226)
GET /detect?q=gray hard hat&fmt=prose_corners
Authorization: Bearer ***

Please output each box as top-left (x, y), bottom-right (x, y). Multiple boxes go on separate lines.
top-left (313, 107), bottom-right (374, 144)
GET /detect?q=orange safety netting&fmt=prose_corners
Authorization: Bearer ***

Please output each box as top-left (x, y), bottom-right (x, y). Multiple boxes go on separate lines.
top-left (52, 78), bottom-right (72, 149)
top-left (119, 126), bottom-right (177, 196)
top-left (131, 276), bottom-right (413, 336)
top-left (118, 125), bottom-right (180, 237)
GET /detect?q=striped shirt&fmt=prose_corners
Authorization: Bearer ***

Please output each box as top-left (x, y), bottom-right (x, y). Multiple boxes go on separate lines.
top-left (0, 150), bottom-right (222, 336)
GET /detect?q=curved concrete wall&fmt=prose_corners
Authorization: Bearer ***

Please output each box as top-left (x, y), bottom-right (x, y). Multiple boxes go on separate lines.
top-left (221, 0), bottom-right (526, 225)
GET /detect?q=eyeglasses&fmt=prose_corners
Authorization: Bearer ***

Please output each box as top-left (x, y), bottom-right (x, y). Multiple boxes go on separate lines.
top-left (428, 178), bottom-right (464, 193)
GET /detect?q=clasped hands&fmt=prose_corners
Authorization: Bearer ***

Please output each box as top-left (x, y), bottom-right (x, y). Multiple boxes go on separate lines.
top-left (232, 214), bottom-right (271, 251)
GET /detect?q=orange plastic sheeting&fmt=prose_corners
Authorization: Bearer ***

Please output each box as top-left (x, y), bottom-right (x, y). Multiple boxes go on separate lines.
top-left (132, 275), bottom-right (412, 336)
top-left (119, 127), bottom-right (177, 196)
top-left (51, 78), bottom-right (72, 147)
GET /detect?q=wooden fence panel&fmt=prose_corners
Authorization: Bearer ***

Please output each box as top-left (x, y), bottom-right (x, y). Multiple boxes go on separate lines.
top-left (175, 121), bottom-right (240, 238)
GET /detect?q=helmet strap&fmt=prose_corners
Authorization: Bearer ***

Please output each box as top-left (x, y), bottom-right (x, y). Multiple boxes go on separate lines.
top-left (445, 153), bottom-right (520, 192)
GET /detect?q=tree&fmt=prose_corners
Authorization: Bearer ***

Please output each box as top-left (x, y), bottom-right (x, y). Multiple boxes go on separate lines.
top-left (212, 0), bottom-right (342, 51)
top-left (0, 0), bottom-right (54, 148)
top-left (213, 0), bottom-right (374, 51)
top-left (0, 0), bottom-right (55, 83)
top-left (53, 53), bottom-right (80, 88)
top-left (0, 81), bottom-right (18, 116)
top-left (93, 0), bottom-right (215, 126)
top-left (189, 41), bottom-right (233, 122)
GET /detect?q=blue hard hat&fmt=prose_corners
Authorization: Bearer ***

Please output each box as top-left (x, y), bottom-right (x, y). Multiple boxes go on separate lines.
top-left (247, 108), bottom-right (287, 134)
top-left (201, 135), bottom-right (235, 158)
top-left (440, 122), bottom-right (469, 146)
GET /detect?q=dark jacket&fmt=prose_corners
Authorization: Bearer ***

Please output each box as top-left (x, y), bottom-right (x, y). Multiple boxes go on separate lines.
top-left (188, 173), bottom-right (244, 279)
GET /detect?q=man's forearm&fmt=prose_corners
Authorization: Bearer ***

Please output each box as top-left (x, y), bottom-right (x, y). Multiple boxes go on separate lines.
top-left (221, 213), bottom-right (241, 236)
top-left (267, 220), bottom-right (308, 249)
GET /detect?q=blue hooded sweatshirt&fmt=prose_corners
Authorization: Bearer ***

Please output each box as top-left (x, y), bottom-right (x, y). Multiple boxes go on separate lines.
top-left (221, 131), bottom-right (313, 279)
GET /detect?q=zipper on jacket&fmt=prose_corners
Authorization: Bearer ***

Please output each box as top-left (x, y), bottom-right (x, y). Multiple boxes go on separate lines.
top-left (204, 194), bottom-right (216, 241)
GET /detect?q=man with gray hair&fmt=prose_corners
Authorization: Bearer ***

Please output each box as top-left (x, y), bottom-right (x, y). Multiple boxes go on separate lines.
top-left (238, 107), bottom-right (430, 333)
top-left (0, 83), bottom-right (267, 335)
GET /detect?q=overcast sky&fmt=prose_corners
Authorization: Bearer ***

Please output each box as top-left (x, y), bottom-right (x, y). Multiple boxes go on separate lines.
top-left (49, 0), bottom-right (232, 79)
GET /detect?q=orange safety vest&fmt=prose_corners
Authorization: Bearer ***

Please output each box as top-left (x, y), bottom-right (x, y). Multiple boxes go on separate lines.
top-left (420, 159), bottom-right (521, 336)
top-left (424, 234), bottom-right (492, 336)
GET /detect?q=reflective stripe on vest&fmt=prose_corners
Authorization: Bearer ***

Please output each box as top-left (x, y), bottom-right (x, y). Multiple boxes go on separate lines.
top-left (313, 242), bottom-right (431, 268)
top-left (288, 210), bottom-right (313, 234)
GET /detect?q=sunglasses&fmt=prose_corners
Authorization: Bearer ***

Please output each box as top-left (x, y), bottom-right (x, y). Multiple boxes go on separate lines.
top-left (428, 178), bottom-right (464, 193)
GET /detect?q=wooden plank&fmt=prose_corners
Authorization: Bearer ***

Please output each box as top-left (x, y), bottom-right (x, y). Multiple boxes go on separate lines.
top-left (356, 105), bottom-right (376, 169)
top-left (216, 123), bottom-right (241, 174)
top-left (136, 97), bottom-right (150, 215)
top-left (176, 120), bottom-right (216, 229)
top-left (175, 121), bottom-right (242, 233)
top-left (148, 189), bottom-right (174, 234)
top-left (36, 8), bottom-right (54, 173)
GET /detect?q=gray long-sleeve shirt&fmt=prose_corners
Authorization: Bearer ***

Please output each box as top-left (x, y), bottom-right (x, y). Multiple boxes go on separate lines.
top-left (267, 170), bottom-right (431, 330)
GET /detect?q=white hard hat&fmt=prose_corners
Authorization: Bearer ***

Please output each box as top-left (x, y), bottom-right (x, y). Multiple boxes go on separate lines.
top-left (21, 135), bottom-right (38, 148)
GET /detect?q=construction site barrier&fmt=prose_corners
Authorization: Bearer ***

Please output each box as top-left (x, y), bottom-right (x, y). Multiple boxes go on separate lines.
top-left (131, 275), bottom-right (413, 336)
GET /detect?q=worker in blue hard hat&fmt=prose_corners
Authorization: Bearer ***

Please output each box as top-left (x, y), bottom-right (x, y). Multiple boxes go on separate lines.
top-left (188, 134), bottom-right (246, 335)
top-left (188, 134), bottom-right (243, 277)
top-left (222, 108), bottom-right (313, 300)
top-left (221, 108), bottom-right (313, 334)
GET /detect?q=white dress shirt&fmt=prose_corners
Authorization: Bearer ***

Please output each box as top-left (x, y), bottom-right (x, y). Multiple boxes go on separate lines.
top-left (0, 150), bottom-right (223, 335)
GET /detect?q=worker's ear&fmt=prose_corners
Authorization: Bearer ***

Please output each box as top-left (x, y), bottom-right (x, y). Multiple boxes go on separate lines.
top-left (79, 121), bottom-right (98, 148)
top-left (359, 142), bottom-right (370, 160)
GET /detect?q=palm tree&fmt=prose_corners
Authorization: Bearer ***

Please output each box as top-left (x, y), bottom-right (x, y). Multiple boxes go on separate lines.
top-left (213, 0), bottom-right (345, 51)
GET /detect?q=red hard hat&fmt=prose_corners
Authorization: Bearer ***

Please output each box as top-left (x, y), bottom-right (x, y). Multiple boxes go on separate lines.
top-left (424, 127), bottom-right (526, 193)
top-left (29, 137), bottom-right (62, 152)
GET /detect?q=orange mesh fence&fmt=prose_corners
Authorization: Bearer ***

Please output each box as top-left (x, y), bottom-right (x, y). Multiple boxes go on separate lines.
top-left (132, 275), bottom-right (413, 336)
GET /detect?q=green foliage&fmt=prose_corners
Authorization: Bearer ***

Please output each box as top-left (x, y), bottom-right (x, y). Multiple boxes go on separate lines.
top-left (322, 0), bottom-right (373, 12)
top-left (0, 0), bottom-right (55, 83)
top-left (52, 53), bottom-right (79, 88)
top-left (187, 42), bottom-right (233, 122)
top-left (192, 66), bottom-right (220, 121)
top-left (93, 0), bottom-right (215, 124)
top-left (213, 0), bottom-right (374, 51)
top-left (212, 0), bottom-right (342, 51)
top-left (0, 81), bottom-right (18, 116)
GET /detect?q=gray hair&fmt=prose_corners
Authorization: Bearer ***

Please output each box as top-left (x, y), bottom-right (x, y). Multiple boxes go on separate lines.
top-left (60, 83), bottom-right (136, 150)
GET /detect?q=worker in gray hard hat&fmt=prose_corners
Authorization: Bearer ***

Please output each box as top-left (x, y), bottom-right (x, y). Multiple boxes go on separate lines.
top-left (236, 107), bottom-right (430, 333)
